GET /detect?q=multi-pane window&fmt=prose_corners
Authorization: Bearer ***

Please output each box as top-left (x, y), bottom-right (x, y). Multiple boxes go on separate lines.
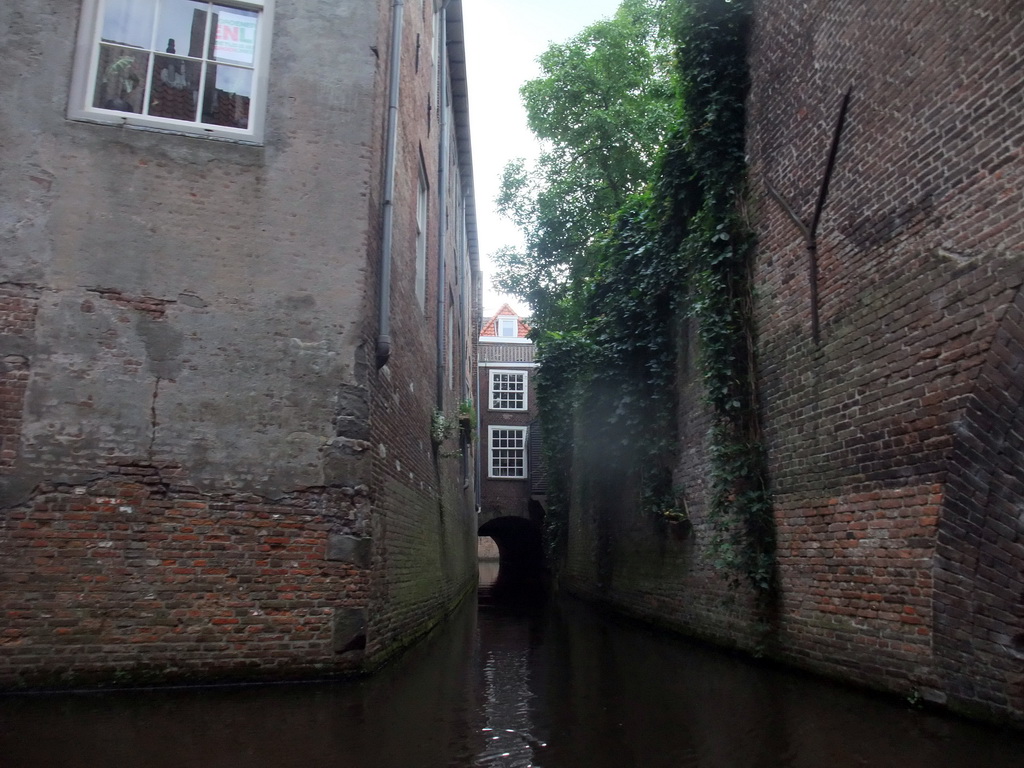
top-left (497, 317), bottom-right (516, 337)
top-left (70, 0), bottom-right (272, 142)
top-left (489, 426), bottom-right (527, 479)
top-left (489, 370), bottom-right (527, 411)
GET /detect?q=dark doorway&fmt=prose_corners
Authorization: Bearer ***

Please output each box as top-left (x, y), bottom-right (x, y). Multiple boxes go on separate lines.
top-left (477, 516), bottom-right (547, 605)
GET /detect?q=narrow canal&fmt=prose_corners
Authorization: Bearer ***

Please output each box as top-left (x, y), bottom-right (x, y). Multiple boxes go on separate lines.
top-left (3, 561), bottom-right (1024, 768)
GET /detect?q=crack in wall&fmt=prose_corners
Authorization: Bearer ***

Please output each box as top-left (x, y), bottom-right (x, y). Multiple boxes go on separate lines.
top-left (149, 376), bottom-right (160, 459)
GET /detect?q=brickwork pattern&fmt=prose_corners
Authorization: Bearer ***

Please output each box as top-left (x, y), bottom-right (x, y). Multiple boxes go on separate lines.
top-left (0, 464), bottom-right (370, 687)
top-left (748, 0), bottom-right (1024, 720)
top-left (0, 285), bottom-right (38, 471)
top-left (563, 0), bottom-right (1024, 724)
top-left (358, 0), bottom-right (478, 663)
top-left (934, 290), bottom-right (1024, 716)
top-left (0, 0), bottom-right (477, 688)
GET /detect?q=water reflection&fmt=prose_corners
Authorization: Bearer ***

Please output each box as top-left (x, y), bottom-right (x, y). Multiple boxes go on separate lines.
top-left (2, 562), bottom-right (1023, 768)
top-left (475, 560), bottom-right (544, 767)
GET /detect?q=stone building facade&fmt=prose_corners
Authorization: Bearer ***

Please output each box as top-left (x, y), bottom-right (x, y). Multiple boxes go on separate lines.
top-left (563, 0), bottom-right (1024, 725)
top-left (1, 0), bottom-right (480, 687)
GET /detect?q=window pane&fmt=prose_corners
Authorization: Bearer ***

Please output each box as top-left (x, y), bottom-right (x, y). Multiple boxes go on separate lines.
top-left (212, 5), bottom-right (259, 65)
top-left (148, 55), bottom-right (200, 120)
top-left (202, 64), bottom-right (252, 128)
top-left (490, 427), bottom-right (527, 478)
top-left (100, 0), bottom-right (156, 48)
top-left (93, 45), bottom-right (149, 112)
top-left (491, 372), bottom-right (526, 410)
top-left (156, 0), bottom-right (210, 58)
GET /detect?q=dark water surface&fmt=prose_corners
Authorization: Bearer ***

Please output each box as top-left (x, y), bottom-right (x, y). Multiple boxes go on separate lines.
top-left (3, 562), bottom-right (1024, 768)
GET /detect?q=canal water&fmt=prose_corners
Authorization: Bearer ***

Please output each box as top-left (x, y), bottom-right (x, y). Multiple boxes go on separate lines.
top-left (3, 562), bottom-right (1024, 768)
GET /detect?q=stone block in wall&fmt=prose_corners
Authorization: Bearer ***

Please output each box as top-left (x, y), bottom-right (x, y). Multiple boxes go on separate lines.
top-left (334, 383), bottom-right (371, 441)
top-left (322, 437), bottom-right (372, 487)
top-left (326, 533), bottom-right (372, 567)
top-left (333, 607), bottom-right (368, 653)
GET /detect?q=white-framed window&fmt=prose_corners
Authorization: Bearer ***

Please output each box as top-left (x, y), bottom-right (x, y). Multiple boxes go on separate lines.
top-left (415, 161), bottom-right (429, 310)
top-left (69, 0), bottom-right (273, 143)
top-left (489, 369), bottom-right (527, 411)
top-left (496, 316), bottom-right (517, 337)
top-left (488, 426), bottom-right (527, 479)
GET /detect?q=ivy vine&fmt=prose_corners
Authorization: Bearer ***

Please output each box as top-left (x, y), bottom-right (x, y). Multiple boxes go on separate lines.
top-left (533, 0), bottom-right (776, 602)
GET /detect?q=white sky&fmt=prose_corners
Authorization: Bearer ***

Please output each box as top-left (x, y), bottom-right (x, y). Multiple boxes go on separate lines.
top-left (462, 0), bottom-right (623, 318)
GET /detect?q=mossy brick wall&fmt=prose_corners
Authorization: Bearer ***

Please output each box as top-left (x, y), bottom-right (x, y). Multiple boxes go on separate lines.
top-left (565, 0), bottom-right (1024, 724)
top-left (0, 0), bottom-right (476, 687)
top-left (358, 0), bottom-right (478, 664)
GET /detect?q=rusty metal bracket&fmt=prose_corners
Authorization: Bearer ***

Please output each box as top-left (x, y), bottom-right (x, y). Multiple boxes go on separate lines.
top-left (765, 86), bottom-right (852, 345)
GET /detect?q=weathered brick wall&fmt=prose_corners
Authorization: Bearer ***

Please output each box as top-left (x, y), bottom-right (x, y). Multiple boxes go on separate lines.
top-left (934, 291), bottom-right (1024, 717)
top-left (359, 0), bottom-right (478, 664)
top-left (0, 286), bottom-right (38, 472)
top-left (0, 0), bottom-right (476, 686)
top-left (0, 465), bottom-right (371, 686)
top-left (749, 0), bottom-right (1024, 721)
top-left (564, 0), bottom-right (1024, 724)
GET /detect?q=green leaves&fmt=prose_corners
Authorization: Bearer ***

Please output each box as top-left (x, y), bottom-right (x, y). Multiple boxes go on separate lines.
top-left (504, 0), bottom-right (774, 602)
top-left (493, 0), bottom-right (675, 328)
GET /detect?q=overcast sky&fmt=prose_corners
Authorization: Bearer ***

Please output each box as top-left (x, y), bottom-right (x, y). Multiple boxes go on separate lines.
top-left (462, 0), bottom-right (623, 318)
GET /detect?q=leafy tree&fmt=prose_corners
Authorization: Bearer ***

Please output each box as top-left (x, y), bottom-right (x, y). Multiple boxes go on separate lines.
top-left (492, 0), bottom-right (676, 329)
top-left (498, 0), bottom-right (773, 600)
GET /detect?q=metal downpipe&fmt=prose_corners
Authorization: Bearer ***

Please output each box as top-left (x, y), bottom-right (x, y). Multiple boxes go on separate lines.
top-left (435, 0), bottom-right (452, 407)
top-left (376, 0), bottom-right (405, 369)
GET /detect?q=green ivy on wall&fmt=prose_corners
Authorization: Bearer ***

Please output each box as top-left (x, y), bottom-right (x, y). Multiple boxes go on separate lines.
top-left (533, 0), bottom-right (776, 603)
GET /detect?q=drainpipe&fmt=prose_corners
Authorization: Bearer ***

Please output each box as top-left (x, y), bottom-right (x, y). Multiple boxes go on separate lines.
top-left (376, 0), bottom-right (405, 369)
top-left (475, 340), bottom-right (482, 512)
top-left (435, 0), bottom-right (452, 407)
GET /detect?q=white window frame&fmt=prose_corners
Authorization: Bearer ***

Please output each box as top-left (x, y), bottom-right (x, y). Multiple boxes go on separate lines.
top-left (489, 369), bottom-right (528, 412)
top-left (488, 426), bottom-right (528, 479)
top-left (496, 316), bottom-right (517, 337)
top-left (69, 0), bottom-right (274, 143)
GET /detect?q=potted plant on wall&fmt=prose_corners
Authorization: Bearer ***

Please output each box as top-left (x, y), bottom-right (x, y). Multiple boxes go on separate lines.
top-left (457, 398), bottom-right (476, 441)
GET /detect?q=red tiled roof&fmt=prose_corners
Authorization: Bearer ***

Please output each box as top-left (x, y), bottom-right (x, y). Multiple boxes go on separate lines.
top-left (480, 303), bottom-right (530, 337)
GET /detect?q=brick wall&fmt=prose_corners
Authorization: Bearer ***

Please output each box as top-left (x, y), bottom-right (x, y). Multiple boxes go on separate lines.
top-left (0, 464), bottom-right (371, 686)
top-left (0, 286), bottom-right (38, 472)
top-left (358, 0), bottom-right (478, 664)
top-left (0, 0), bottom-right (477, 687)
top-left (563, 0), bottom-right (1024, 725)
top-left (478, 359), bottom-right (537, 526)
top-left (934, 291), bottom-right (1024, 716)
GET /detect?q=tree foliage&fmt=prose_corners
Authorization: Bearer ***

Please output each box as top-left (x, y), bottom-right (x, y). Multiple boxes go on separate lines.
top-left (499, 0), bottom-right (775, 604)
top-left (492, 0), bottom-right (675, 328)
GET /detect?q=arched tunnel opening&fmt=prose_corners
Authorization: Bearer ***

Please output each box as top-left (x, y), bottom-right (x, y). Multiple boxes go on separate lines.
top-left (477, 515), bottom-right (548, 604)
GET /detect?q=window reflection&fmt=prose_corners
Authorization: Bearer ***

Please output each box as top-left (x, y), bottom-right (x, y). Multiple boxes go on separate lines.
top-left (148, 55), bottom-right (199, 121)
top-left (156, 0), bottom-right (210, 59)
top-left (81, 0), bottom-right (261, 133)
top-left (93, 45), bottom-right (149, 112)
top-left (100, 0), bottom-right (156, 48)
top-left (212, 5), bottom-right (259, 65)
top-left (202, 64), bottom-right (252, 128)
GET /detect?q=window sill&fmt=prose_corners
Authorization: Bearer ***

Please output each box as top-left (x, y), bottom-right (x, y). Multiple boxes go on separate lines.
top-left (68, 110), bottom-right (264, 146)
